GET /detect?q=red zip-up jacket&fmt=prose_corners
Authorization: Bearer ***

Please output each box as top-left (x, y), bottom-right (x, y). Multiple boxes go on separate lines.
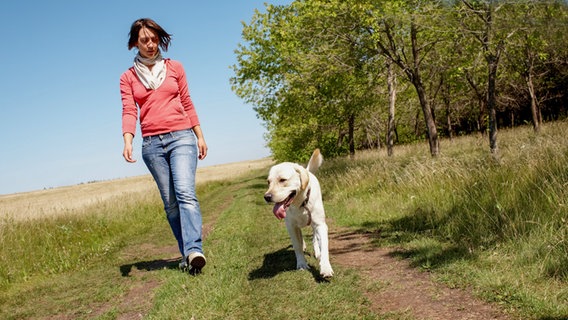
top-left (120, 59), bottom-right (200, 137)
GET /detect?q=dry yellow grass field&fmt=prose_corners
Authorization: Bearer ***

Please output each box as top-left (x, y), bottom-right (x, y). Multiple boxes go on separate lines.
top-left (0, 158), bottom-right (273, 222)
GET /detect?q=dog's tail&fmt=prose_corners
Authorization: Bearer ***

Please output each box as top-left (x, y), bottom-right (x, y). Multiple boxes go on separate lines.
top-left (306, 148), bottom-right (323, 174)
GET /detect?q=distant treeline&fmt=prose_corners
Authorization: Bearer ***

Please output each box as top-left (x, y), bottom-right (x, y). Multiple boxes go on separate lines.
top-left (231, 0), bottom-right (568, 161)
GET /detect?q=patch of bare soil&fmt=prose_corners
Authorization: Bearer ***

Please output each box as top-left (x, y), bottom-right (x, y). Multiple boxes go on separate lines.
top-left (329, 229), bottom-right (514, 320)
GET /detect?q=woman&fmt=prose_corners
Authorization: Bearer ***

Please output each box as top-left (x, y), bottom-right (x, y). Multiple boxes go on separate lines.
top-left (120, 18), bottom-right (208, 274)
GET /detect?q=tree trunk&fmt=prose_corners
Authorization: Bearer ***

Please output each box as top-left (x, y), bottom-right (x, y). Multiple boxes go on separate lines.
top-left (410, 21), bottom-right (439, 156)
top-left (487, 54), bottom-right (499, 156)
top-left (386, 61), bottom-right (397, 157)
top-left (415, 81), bottom-right (439, 156)
top-left (526, 71), bottom-right (541, 133)
top-left (481, 2), bottom-right (501, 158)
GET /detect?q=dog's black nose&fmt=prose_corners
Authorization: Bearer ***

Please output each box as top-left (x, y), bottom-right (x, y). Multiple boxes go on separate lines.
top-left (264, 193), bottom-right (272, 203)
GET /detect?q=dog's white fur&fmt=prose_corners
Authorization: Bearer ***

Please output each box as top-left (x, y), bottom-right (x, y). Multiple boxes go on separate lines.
top-left (264, 149), bottom-right (334, 278)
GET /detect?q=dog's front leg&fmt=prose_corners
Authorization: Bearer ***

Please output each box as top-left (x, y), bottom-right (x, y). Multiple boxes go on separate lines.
top-left (313, 223), bottom-right (333, 278)
top-left (286, 221), bottom-right (309, 270)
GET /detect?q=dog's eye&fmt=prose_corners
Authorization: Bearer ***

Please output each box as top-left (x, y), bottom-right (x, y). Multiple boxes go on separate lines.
top-left (279, 178), bottom-right (287, 183)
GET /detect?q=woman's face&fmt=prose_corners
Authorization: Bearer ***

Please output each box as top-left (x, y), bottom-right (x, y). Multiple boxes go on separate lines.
top-left (136, 27), bottom-right (159, 58)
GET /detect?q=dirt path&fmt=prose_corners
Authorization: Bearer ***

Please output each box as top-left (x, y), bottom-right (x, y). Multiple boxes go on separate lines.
top-left (114, 226), bottom-right (513, 320)
top-left (328, 229), bottom-right (513, 320)
top-left (9, 158), bottom-right (513, 319)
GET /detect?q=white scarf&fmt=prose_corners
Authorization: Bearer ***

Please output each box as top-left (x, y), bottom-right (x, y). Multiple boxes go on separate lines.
top-left (133, 51), bottom-right (167, 90)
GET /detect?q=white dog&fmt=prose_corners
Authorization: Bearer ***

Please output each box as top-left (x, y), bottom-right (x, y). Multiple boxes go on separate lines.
top-left (264, 149), bottom-right (334, 278)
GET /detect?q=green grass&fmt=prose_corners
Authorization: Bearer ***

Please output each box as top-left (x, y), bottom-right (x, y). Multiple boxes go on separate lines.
top-left (0, 191), bottom-right (170, 319)
top-left (0, 192), bottom-right (166, 289)
top-left (143, 175), bottom-right (377, 320)
top-left (0, 174), bottom-right (378, 319)
top-left (320, 121), bottom-right (568, 319)
top-left (1, 121), bottom-right (567, 319)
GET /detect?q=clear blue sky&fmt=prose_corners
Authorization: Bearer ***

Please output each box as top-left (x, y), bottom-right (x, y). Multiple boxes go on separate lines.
top-left (0, 1), bottom-right (291, 195)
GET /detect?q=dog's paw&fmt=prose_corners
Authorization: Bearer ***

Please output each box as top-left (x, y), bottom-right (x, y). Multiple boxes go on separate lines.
top-left (320, 263), bottom-right (334, 278)
top-left (320, 270), bottom-right (334, 278)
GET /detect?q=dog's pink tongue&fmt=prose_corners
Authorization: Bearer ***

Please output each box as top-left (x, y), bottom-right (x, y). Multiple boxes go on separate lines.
top-left (272, 203), bottom-right (286, 220)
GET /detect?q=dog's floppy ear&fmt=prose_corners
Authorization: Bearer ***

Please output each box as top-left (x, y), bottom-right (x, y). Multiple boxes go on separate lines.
top-left (294, 164), bottom-right (310, 190)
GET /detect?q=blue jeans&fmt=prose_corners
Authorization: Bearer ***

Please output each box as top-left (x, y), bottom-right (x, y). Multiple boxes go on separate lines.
top-left (142, 129), bottom-right (203, 261)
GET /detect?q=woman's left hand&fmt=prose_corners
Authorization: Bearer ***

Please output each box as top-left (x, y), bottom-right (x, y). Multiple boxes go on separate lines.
top-left (193, 125), bottom-right (208, 160)
top-left (198, 138), bottom-right (208, 160)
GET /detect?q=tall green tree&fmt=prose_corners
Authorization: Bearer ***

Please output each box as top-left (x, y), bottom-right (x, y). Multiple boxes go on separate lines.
top-left (232, 1), bottom-right (383, 160)
top-left (503, 0), bottom-right (568, 132)
top-left (232, 0), bottom-right (568, 161)
top-left (458, 0), bottom-right (517, 156)
top-left (362, 0), bottom-right (453, 156)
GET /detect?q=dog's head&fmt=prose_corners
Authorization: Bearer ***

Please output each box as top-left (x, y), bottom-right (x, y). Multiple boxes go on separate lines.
top-left (264, 162), bottom-right (309, 220)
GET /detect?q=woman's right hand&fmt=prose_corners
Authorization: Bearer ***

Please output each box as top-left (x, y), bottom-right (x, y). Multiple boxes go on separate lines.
top-left (123, 133), bottom-right (136, 163)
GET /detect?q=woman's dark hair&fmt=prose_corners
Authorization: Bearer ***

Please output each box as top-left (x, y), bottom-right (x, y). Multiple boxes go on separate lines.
top-left (127, 18), bottom-right (172, 51)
